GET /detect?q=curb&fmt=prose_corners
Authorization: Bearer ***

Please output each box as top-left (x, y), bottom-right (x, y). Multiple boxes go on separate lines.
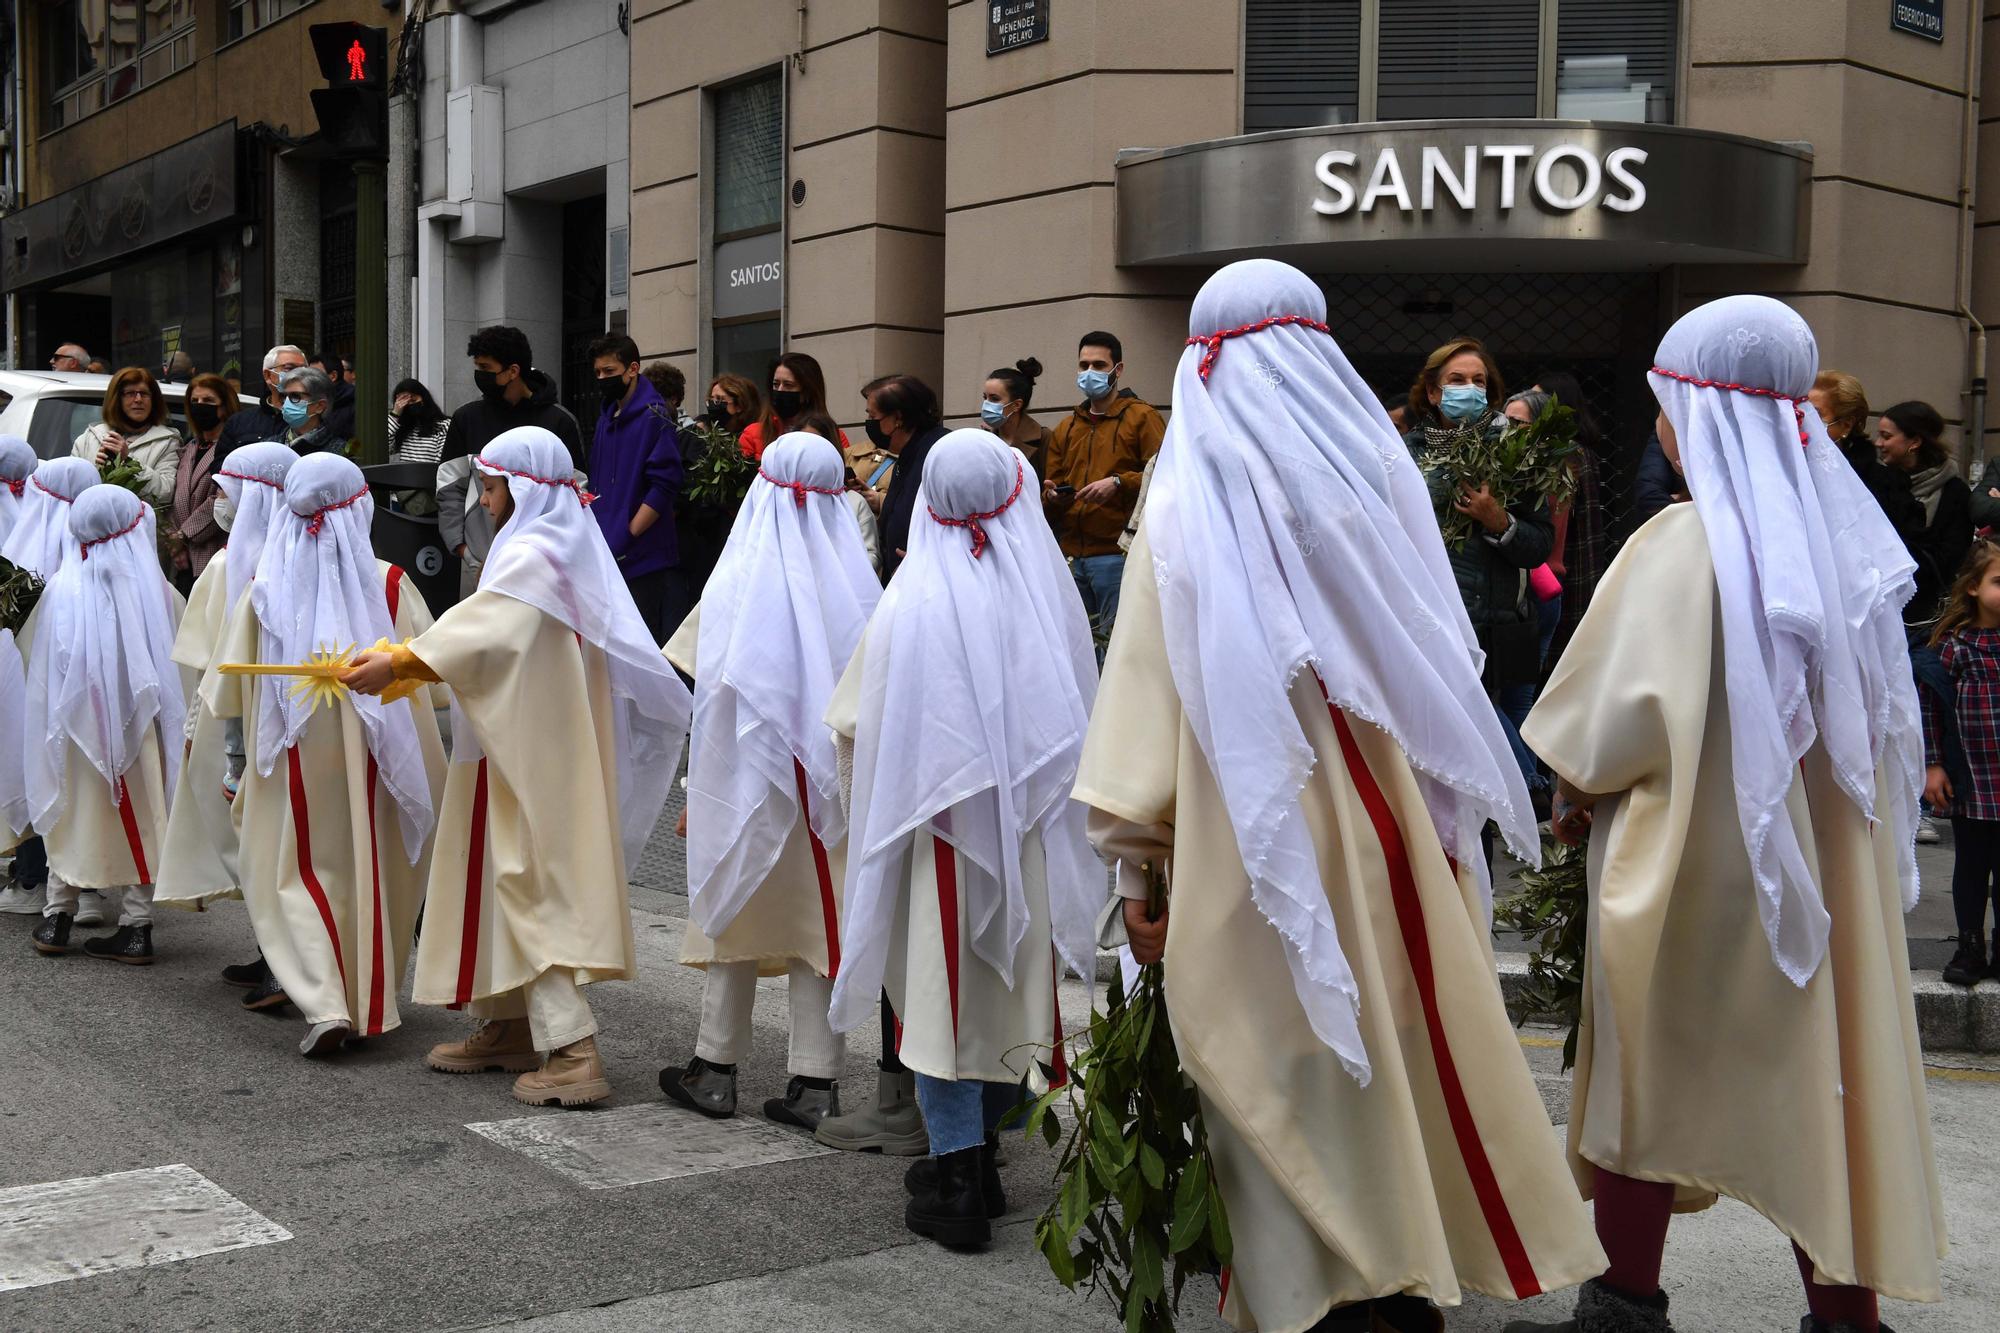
top-left (1496, 954), bottom-right (2000, 1054)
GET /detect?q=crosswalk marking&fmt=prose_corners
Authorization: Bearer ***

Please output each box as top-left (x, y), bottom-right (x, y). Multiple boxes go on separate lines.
top-left (0, 1164), bottom-right (291, 1293)
top-left (466, 1102), bottom-right (837, 1190)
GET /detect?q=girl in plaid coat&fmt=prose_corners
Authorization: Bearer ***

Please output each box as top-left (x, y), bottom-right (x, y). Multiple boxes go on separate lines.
top-left (1923, 538), bottom-right (2000, 986)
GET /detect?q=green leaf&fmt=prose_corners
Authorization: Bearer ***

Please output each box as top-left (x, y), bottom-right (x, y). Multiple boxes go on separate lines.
top-left (1167, 1153), bottom-right (1209, 1252)
top-left (1058, 1157), bottom-right (1091, 1238)
top-left (1131, 1229), bottom-right (1165, 1302)
top-left (1039, 1218), bottom-right (1079, 1287)
top-left (1207, 1181), bottom-right (1234, 1264)
top-left (1138, 1141), bottom-right (1166, 1191)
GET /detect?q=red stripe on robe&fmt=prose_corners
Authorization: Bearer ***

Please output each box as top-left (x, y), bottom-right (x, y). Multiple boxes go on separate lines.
top-left (286, 745), bottom-right (350, 998)
top-left (932, 835), bottom-right (961, 1041)
top-left (1326, 703), bottom-right (1542, 1299)
top-left (115, 777), bottom-right (150, 884)
top-left (453, 759), bottom-right (489, 1006)
top-left (793, 759), bottom-right (840, 979)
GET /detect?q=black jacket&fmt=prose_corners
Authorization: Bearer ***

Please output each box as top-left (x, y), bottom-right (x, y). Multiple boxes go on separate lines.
top-left (437, 369), bottom-right (583, 560)
top-left (1838, 433), bottom-right (1927, 553)
top-left (1909, 471), bottom-right (1975, 625)
top-left (878, 423), bottom-right (948, 583)
top-left (323, 381), bottom-right (357, 446)
top-left (1630, 432), bottom-right (1682, 528)
top-left (215, 401), bottom-right (286, 462)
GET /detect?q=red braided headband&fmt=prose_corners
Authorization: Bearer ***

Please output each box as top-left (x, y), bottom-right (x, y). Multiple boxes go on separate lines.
top-left (218, 468), bottom-right (285, 488)
top-left (3, 477), bottom-right (22, 499)
top-left (79, 508), bottom-right (146, 560)
top-left (927, 458), bottom-right (1025, 559)
top-left (300, 485), bottom-right (370, 535)
top-left (32, 476), bottom-right (77, 502)
top-left (1650, 364), bottom-right (1810, 448)
top-left (758, 467), bottom-right (846, 509)
top-left (1187, 313), bottom-right (1332, 381)
top-left (475, 455), bottom-right (597, 506)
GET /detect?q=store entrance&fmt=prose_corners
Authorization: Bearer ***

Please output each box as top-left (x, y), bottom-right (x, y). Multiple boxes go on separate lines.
top-left (1317, 270), bottom-right (1662, 538)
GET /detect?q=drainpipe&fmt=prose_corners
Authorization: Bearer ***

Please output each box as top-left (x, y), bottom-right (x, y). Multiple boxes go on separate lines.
top-left (1956, 0), bottom-right (1986, 475)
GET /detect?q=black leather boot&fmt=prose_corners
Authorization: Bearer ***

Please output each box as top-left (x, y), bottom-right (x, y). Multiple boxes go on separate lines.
top-left (1943, 932), bottom-right (1986, 986)
top-left (220, 955), bottom-right (269, 988)
top-left (659, 1056), bottom-right (737, 1118)
top-left (903, 1131), bottom-right (1005, 1217)
top-left (904, 1146), bottom-right (991, 1247)
top-left (241, 975), bottom-right (291, 1011)
top-left (1501, 1279), bottom-right (1673, 1332)
top-left (82, 924), bottom-right (154, 965)
top-left (31, 912), bottom-right (72, 956)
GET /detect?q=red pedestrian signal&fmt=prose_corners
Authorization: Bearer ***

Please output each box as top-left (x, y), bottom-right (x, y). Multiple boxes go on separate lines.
top-left (308, 22), bottom-right (388, 157)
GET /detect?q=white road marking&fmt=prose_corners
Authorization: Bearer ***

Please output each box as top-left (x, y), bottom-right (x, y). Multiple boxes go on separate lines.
top-left (465, 1102), bottom-right (838, 1189)
top-left (0, 1164), bottom-right (291, 1293)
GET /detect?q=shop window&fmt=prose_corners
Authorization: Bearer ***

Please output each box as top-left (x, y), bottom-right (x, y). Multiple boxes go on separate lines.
top-left (41, 0), bottom-right (196, 132)
top-left (1377, 0), bottom-right (1540, 120)
top-left (1244, 0), bottom-right (1361, 131)
top-left (713, 319), bottom-right (779, 387)
top-left (1556, 0), bottom-right (1677, 124)
top-left (226, 0), bottom-right (318, 45)
top-left (713, 73), bottom-right (783, 241)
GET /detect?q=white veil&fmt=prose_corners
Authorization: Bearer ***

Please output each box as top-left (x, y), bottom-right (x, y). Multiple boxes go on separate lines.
top-left (0, 435), bottom-right (37, 547)
top-left (1649, 295), bottom-right (1923, 985)
top-left (250, 453), bottom-right (435, 861)
top-left (467, 426), bottom-right (692, 864)
top-left (828, 429), bottom-right (1103, 1034)
top-left (24, 485), bottom-right (185, 835)
top-left (1148, 258), bottom-right (1537, 1084)
top-left (686, 432), bottom-right (881, 940)
top-left (215, 441), bottom-right (300, 611)
top-left (3, 457), bottom-right (99, 577)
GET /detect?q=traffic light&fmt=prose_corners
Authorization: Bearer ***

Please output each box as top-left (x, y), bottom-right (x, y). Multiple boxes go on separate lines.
top-left (309, 23), bottom-right (388, 158)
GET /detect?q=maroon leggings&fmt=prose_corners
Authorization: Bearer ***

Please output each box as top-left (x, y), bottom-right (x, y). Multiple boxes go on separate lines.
top-left (1592, 1167), bottom-right (1879, 1330)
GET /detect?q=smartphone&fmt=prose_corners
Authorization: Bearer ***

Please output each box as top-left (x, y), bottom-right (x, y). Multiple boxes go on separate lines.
top-left (1053, 483), bottom-right (1076, 501)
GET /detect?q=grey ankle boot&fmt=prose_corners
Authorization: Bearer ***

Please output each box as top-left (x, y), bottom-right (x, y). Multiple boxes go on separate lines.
top-left (813, 1066), bottom-right (928, 1155)
top-left (1501, 1279), bottom-right (1673, 1333)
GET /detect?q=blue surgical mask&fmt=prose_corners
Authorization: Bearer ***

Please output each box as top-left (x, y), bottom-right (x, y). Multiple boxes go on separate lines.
top-left (1078, 369), bottom-right (1113, 401)
top-left (1439, 384), bottom-right (1487, 421)
top-left (281, 398), bottom-right (312, 429)
top-left (980, 399), bottom-right (1009, 428)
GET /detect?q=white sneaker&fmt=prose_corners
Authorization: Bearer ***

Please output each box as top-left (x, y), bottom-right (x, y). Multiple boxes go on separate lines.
top-left (0, 883), bottom-right (45, 915)
top-left (73, 890), bottom-right (109, 926)
top-left (1915, 815), bottom-right (1943, 845)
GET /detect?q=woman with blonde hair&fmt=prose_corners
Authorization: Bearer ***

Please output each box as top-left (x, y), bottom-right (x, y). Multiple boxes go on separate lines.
top-left (73, 367), bottom-right (179, 507)
top-left (704, 373), bottom-right (762, 439)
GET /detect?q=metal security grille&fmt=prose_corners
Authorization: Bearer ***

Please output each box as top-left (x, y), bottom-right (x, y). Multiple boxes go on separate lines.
top-left (1244, 0), bottom-right (1361, 130)
top-left (1318, 270), bottom-right (1662, 540)
top-left (1377, 0), bottom-right (1540, 120)
top-left (318, 209), bottom-right (357, 364)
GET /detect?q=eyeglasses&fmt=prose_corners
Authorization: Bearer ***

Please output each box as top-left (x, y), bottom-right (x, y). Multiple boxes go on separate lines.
top-left (120, 388), bottom-right (152, 400)
top-left (282, 391), bottom-right (312, 403)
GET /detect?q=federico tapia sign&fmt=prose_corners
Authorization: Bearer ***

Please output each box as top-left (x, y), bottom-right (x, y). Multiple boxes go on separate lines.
top-left (1311, 142), bottom-right (1648, 216)
top-left (1891, 0), bottom-right (1945, 42)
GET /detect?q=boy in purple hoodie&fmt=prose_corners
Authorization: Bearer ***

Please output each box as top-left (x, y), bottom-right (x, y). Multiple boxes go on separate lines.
top-left (588, 333), bottom-right (685, 642)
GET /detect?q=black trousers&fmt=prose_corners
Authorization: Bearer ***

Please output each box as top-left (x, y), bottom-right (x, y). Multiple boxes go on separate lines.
top-left (1950, 817), bottom-right (2000, 939)
top-left (9, 836), bottom-right (46, 888)
top-left (625, 566), bottom-right (694, 650)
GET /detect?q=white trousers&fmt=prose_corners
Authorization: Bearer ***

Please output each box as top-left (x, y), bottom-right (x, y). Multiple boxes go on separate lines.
top-left (470, 966), bottom-right (596, 1052)
top-left (695, 960), bottom-right (845, 1080)
top-left (46, 875), bottom-right (152, 926)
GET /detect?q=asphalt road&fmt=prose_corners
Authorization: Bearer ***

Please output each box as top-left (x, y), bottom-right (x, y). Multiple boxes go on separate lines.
top-left (0, 794), bottom-right (1992, 1332)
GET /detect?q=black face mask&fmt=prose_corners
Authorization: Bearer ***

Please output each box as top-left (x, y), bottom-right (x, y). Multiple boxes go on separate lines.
top-left (864, 416), bottom-right (892, 450)
top-left (598, 374), bottom-right (630, 408)
top-left (704, 400), bottom-right (732, 424)
top-left (187, 401), bottom-right (222, 432)
top-left (473, 369), bottom-right (509, 404)
top-left (770, 389), bottom-right (803, 421)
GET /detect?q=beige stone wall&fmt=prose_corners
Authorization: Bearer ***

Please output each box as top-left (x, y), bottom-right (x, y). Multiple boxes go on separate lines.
top-left (1680, 0), bottom-right (1984, 449)
top-left (937, 0), bottom-right (1241, 428)
top-left (627, 0), bottom-right (945, 425)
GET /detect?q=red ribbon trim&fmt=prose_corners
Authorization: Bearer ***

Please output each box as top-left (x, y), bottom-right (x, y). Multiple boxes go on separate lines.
top-left (1650, 363), bottom-right (1810, 448)
top-left (32, 476), bottom-right (77, 502)
top-left (78, 509), bottom-right (145, 560)
top-left (217, 468), bottom-right (285, 488)
top-left (1186, 312), bottom-right (1332, 381)
top-left (3, 478), bottom-right (24, 499)
top-left (302, 484), bottom-right (370, 535)
top-left (926, 458), bottom-right (1024, 559)
top-left (475, 454), bottom-right (597, 506)
top-left (758, 467), bottom-right (845, 509)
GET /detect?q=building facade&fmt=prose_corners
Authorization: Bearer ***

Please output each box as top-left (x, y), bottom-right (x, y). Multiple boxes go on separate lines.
top-left (629, 0), bottom-right (2000, 517)
top-left (4, 0), bottom-right (405, 382)
top-left (404, 0), bottom-right (630, 426)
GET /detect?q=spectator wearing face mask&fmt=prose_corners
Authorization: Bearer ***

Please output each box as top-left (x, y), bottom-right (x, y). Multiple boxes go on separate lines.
top-left (1041, 331), bottom-right (1165, 657)
top-left (305, 351), bottom-right (358, 445)
top-left (739, 353), bottom-right (847, 460)
top-left (169, 372), bottom-right (235, 584)
top-left (436, 325), bottom-right (583, 597)
top-left (387, 379), bottom-right (450, 465)
top-left (978, 357), bottom-right (1052, 481)
top-left (588, 332), bottom-right (686, 642)
top-left (702, 374), bottom-right (762, 439)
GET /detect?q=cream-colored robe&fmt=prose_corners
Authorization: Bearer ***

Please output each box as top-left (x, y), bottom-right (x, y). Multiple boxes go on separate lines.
top-left (1521, 502), bottom-right (1945, 1301)
top-left (205, 562), bottom-right (446, 1034)
top-left (157, 556), bottom-right (240, 907)
top-left (666, 605), bottom-right (843, 977)
top-left (825, 628), bottom-right (1063, 1085)
top-left (410, 589), bottom-right (636, 1006)
top-left (1074, 528), bottom-right (1604, 1331)
top-left (17, 596), bottom-right (181, 890)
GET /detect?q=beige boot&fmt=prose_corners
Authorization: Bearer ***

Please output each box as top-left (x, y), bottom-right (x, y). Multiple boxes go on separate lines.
top-left (512, 1035), bottom-right (612, 1107)
top-left (426, 1018), bottom-right (540, 1074)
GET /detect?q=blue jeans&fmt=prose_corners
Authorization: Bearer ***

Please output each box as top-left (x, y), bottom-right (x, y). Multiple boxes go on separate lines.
top-left (1071, 554), bottom-right (1125, 665)
top-left (913, 1074), bottom-right (1021, 1155)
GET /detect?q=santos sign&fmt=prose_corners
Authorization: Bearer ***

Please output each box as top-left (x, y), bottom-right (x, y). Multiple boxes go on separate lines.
top-left (1115, 121), bottom-right (1810, 271)
top-left (1311, 143), bottom-right (1648, 216)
